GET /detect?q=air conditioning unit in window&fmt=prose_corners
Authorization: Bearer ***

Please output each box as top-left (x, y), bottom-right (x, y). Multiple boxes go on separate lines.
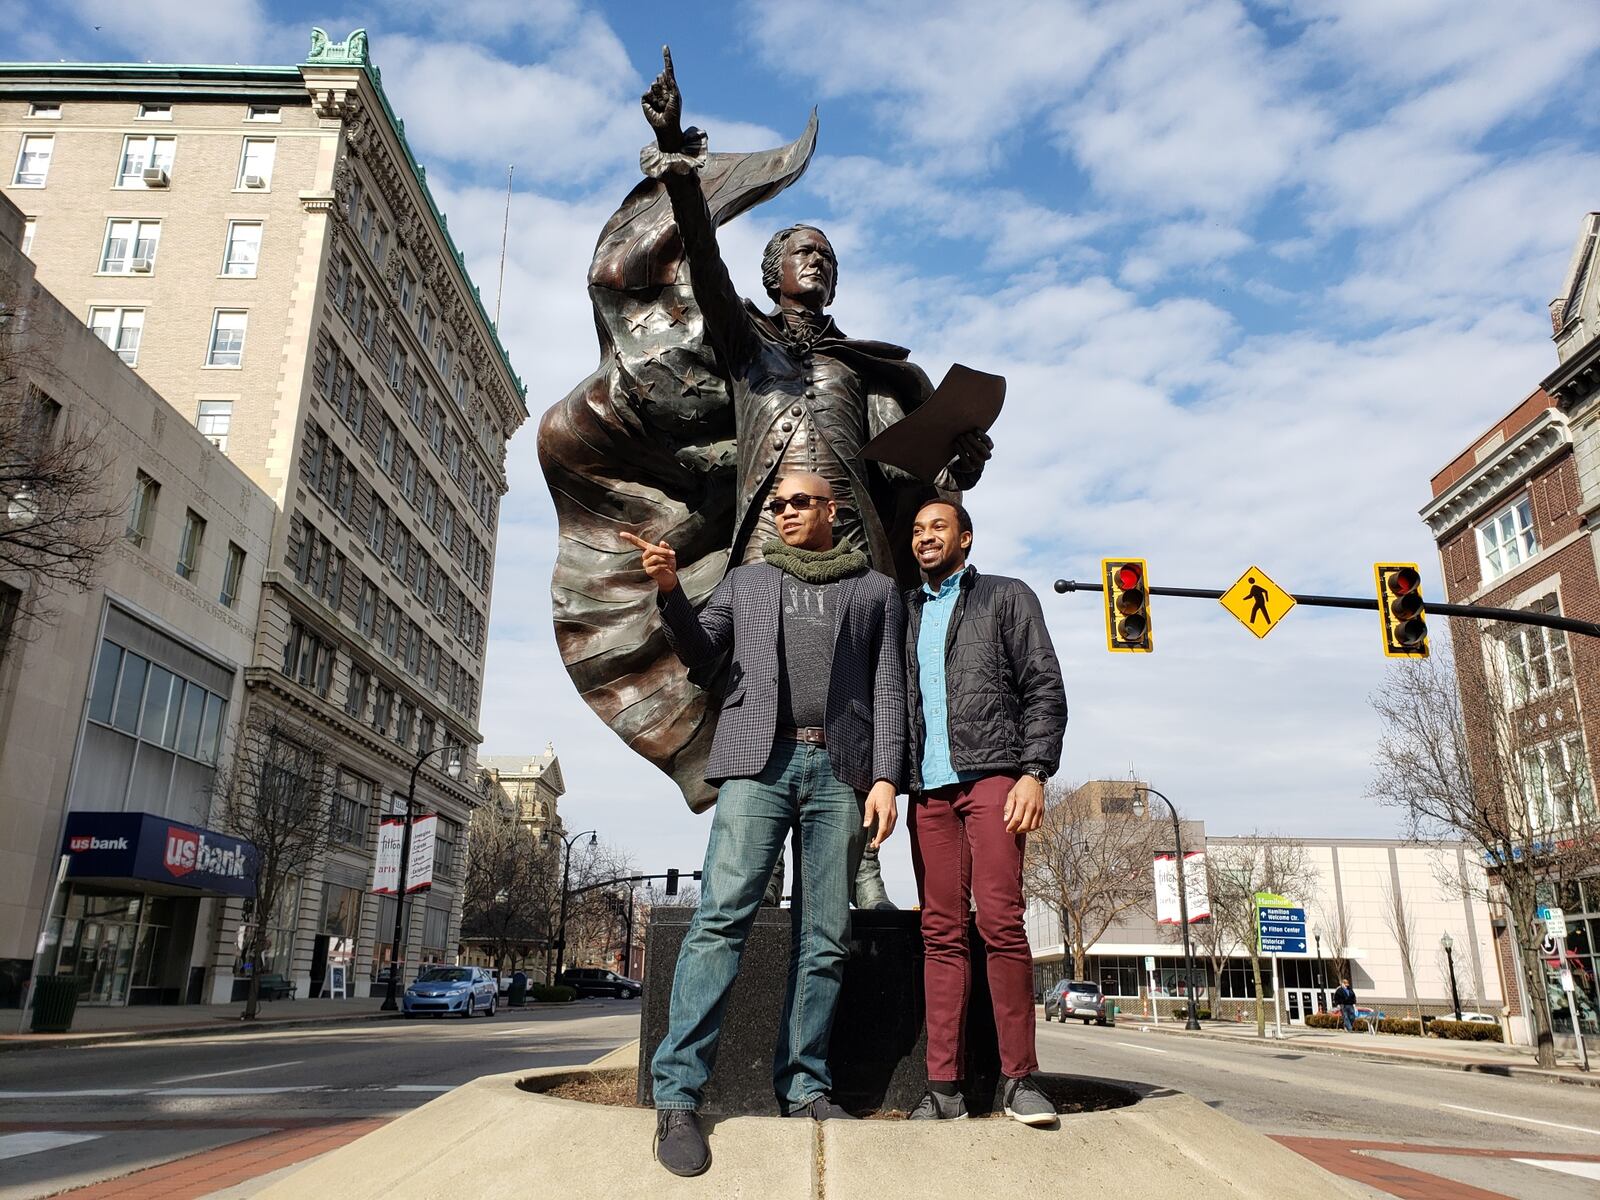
top-left (142, 167), bottom-right (169, 187)
top-left (130, 257), bottom-right (153, 273)
top-left (243, 174), bottom-right (266, 189)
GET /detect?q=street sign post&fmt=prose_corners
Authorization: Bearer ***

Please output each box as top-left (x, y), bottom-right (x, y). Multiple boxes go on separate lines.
top-left (1219, 566), bottom-right (1296, 639)
top-left (1538, 904), bottom-right (1568, 940)
top-left (1538, 906), bottom-right (1590, 1072)
top-left (1257, 905), bottom-right (1309, 954)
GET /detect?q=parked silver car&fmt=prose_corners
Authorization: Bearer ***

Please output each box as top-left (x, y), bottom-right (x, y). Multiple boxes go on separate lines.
top-left (403, 965), bottom-right (498, 1017)
top-left (1044, 979), bottom-right (1106, 1025)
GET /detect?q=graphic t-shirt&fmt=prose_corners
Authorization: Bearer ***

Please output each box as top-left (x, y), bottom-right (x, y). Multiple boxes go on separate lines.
top-left (775, 575), bottom-right (838, 729)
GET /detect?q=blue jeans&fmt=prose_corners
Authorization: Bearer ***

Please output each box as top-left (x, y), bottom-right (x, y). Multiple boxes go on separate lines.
top-left (650, 740), bottom-right (864, 1112)
top-left (1340, 1004), bottom-right (1355, 1031)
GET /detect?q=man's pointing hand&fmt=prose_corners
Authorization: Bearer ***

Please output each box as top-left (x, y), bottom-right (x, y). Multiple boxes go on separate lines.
top-left (620, 530), bottom-right (679, 593)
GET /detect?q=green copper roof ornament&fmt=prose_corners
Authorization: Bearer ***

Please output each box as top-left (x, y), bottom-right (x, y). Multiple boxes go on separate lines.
top-left (306, 27), bottom-right (370, 66)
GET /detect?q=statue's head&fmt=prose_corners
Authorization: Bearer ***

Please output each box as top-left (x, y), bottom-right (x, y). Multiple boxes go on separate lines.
top-left (762, 225), bottom-right (837, 309)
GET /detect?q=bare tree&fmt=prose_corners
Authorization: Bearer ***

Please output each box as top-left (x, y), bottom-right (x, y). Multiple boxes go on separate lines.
top-left (461, 792), bottom-right (559, 974)
top-left (1369, 642), bottom-right (1600, 1068)
top-left (1206, 838), bottom-right (1317, 1037)
top-left (1379, 873), bottom-right (1425, 1033)
top-left (210, 711), bottom-right (337, 1019)
top-left (1023, 780), bottom-right (1163, 980)
top-left (0, 285), bottom-right (120, 637)
top-left (1311, 895), bottom-right (1354, 997)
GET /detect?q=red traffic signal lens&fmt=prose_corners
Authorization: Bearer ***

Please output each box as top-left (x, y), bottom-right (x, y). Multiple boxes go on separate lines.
top-left (1387, 567), bottom-right (1420, 597)
top-left (1115, 563), bottom-right (1143, 591)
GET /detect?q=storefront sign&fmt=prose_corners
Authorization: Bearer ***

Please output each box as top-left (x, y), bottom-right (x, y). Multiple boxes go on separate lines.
top-left (371, 814), bottom-right (436, 894)
top-left (61, 811), bottom-right (256, 897)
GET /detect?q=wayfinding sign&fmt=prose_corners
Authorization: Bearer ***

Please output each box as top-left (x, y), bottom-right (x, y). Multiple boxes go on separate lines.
top-left (1257, 904), bottom-right (1308, 954)
top-left (1219, 566), bottom-right (1296, 639)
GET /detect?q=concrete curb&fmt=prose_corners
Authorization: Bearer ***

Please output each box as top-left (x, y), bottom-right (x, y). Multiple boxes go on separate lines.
top-left (1129, 1021), bottom-right (1600, 1088)
top-left (254, 1063), bottom-right (1367, 1198)
top-left (0, 1009), bottom-right (396, 1053)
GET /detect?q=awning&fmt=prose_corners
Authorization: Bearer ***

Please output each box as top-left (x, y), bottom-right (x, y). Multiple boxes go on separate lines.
top-left (61, 811), bottom-right (256, 898)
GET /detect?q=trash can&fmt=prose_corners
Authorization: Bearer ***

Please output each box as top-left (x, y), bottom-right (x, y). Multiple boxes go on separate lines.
top-left (508, 972), bottom-right (528, 1008)
top-left (29, 975), bottom-right (79, 1034)
top-left (1104, 1002), bottom-right (1117, 1027)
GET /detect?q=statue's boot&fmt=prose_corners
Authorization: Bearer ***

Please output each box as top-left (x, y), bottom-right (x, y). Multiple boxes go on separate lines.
top-left (763, 853), bottom-right (785, 906)
top-left (852, 845), bottom-right (896, 911)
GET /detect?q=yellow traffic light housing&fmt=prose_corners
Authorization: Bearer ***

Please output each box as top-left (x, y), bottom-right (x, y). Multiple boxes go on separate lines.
top-left (1374, 562), bottom-right (1428, 658)
top-left (1103, 558), bottom-right (1153, 652)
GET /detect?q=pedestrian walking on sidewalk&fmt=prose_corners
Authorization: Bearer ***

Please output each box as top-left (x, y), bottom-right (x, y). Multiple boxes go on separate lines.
top-left (901, 499), bottom-right (1067, 1127)
top-left (623, 470), bottom-right (906, 1178)
top-left (1333, 979), bottom-right (1358, 1031)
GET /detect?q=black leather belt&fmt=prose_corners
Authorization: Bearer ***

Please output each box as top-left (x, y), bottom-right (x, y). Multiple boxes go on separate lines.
top-left (777, 725), bottom-right (826, 747)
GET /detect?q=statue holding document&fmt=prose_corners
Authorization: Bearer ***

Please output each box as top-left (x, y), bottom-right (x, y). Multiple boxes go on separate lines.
top-left (538, 45), bottom-right (1004, 808)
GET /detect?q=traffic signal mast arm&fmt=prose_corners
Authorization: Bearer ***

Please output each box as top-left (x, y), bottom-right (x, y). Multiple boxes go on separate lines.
top-left (566, 870), bottom-right (701, 899)
top-left (1054, 579), bottom-right (1600, 639)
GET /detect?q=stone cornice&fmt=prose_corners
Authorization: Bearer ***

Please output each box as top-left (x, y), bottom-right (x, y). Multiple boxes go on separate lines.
top-left (1420, 409), bottom-right (1570, 538)
top-left (1544, 329), bottom-right (1600, 416)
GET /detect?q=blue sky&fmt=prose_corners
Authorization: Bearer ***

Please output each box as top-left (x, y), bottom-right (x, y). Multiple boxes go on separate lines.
top-left (9, 1), bottom-right (1600, 901)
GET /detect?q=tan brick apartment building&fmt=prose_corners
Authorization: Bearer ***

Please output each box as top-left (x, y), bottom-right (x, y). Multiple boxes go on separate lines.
top-left (1420, 212), bottom-right (1600, 1045)
top-left (0, 29), bottom-right (528, 1004)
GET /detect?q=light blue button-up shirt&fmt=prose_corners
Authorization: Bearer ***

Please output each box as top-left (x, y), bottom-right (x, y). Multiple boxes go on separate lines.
top-left (917, 566), bottom-right (981, 790)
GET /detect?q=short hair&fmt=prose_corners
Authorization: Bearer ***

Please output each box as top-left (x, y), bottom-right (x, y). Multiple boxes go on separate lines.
top-left (762, 225), bottom-right (837, 305)
top-left (915, 497), bottom-right (973, 544)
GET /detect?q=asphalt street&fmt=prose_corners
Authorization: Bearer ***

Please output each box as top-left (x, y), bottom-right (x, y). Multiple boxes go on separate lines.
top-left (1036, 1018), bottom-right (1600, 1198)
top-left (0, 999), bottom-right (641, 1198)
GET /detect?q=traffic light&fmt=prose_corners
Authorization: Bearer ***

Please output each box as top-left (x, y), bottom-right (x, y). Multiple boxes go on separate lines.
top-left (1102, 558), bottom-right (1153, 652)
top-left (666, 868), bottom-right (679, 896)
top-left (1374, 563), bottom-right (1428, 658)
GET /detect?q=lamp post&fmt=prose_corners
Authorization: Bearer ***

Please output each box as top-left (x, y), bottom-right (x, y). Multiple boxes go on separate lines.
top-left (1314, 930), bottom-right (1327, 1013)
top-left (381, 742), bottom-right (463, 1011)
top-left (1441, 932), bottom-right (1462, 1022)
top-left (1137, 786), bottom-right (1202, 1031)
top-left (552, 828), bottom-right (598, 982)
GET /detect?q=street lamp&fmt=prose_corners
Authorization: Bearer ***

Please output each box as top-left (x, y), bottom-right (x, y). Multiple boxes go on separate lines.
top-left (380, 742), bottom-right (463, 1011)
top-left (1440, 932), bottom-right (1462, 1021)
top-left (1136, 786), bottom-right (1203, 1031)
top-left (1314, 929), bottom-right (1327, 1013)
top-left (552, 828), bottom-right (598, 983)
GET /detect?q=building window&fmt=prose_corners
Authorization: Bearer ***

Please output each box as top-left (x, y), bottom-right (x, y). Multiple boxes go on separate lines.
top-left (116, 135), bottom-right (175, 188)
top-left (402, 449), bottom-right (416, 501)
top-left (424, 641), bottom-right (440, 690)
top-left (357, 199), bottom-right (374, 245)
top-left (176, 509), bottom-right (205, 580)
top-left (1500, 598), bottom-right (1573, 705)
top-left (1478, 497), bottom-right (1536, 581)
top-left (417, 303), bottom-right (433, 348)
top-left (371, 219), bottom-right (387, 265)
top-left (21, 217), bottom-right (34, 256)
top-left (207, 310), bottom-right (248, 367)
top-left (222, 221), bottom-right (262, 276)
top-left (447, 435), bottom-right (461, 479)
top-left (344, 666), bottom-right (369, 719)
top-left (412, 552), bottom-right (429, 602)
top-left (436, 339), bottom-right (452, 380)
top-left (100, 219), bottom-right (161, 273)
top-left (89, 307), bottom-right (143, 365)
top-left (441, 504), bottom-right (454, 548)
top-left (390, 525), bottom-right (409, 576)
top-left (27, 102), bottom-right (61, 118)
top-left (1523, 733), bottom-right (1595, 830)
top-left (378, 418), bottom-right (395, 473)
top-left (406, 620), bottom-right (423, 674)
top-left (237, 138), bottom-right (275, 189)
top-left (422, 476), bottom-right (436, 525)
top-left (357, 579), bottom-right (377, 637)
top-left (0, 583), bottom-right (18, 668)
top-left (399, 268), bottom-right (415, 315)
top-left (434, 818), bottom-right (460, 880)
top-left (361, 299), bottom-right (378, 348)
top-left (197, 399), bottom-right (232, 451)
top-left (13, 135), bottom-right (52, 186)
top-left (409, 373), bottom-right (425, 426)
top-left (282, 619), bottom-right (336, 697)
top-left (367, 500), bottom-right (387, 556)
top-left (417, 713), bottom-right (435, 754)
top-left (246, 104), bottom-right (281, 122)
top-left (125, 470), bottom-right (158, 547)
top-left (394, 699), bottom-right (414, 748)
top-left (137, 103), bottom-right (171, 120)
top-left (372, 684), bottom-right (394, 735)
top-left (429, 407), bottom-right (445, 456)
top-left (220, 542), bottom-right (246, 608)
top-left (331, 770), bottom-right (372, 847)
top-left (382, 602), bottom-right (399, 658)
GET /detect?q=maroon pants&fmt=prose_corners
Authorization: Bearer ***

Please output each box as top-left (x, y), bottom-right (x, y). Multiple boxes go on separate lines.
top-left (909, 775), bottom-right (1038, 1081)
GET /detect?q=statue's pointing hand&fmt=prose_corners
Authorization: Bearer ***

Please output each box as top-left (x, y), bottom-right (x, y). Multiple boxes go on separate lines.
top-left (620, 531), bottom-right (679, 593)
top-left (641, 45), bottom-right (684, 152)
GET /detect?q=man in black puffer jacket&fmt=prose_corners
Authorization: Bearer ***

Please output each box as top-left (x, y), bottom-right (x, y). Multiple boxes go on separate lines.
top-left (902, 498), bottom-right (1067, 1127)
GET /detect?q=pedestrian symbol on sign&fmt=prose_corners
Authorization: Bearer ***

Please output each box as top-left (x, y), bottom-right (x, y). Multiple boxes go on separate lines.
top-left (1246, 578), bottom-right (1271, 625)
top-left (1220, 566), bottom-right (1296, 640)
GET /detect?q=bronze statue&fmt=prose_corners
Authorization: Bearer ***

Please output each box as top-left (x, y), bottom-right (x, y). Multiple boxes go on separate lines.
top-left (539, 47), bottom-right (990, 809)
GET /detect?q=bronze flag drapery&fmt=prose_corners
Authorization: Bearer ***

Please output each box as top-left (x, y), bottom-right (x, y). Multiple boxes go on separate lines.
top-left (538, 116), bottom-right (819, 811)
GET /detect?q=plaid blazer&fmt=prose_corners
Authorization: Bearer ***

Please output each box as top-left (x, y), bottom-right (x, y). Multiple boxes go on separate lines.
top-left (656, 562), bottom-right (907, 793)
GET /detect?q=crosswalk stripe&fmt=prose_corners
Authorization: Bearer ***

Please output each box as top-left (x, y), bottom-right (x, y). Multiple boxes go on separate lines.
top-left (0, 1131), bottom-right (102, 1161)
top-left (1514, 1159), bottom-right (1600, 1180)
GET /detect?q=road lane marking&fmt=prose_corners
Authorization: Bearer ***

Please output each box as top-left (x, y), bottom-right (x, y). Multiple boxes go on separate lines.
top-left (150, 1086), bottom-right (324, 1096)
top-left (1515, 1160), bottom-right (1600, 1180)
top-left (387, 1085), bottom-right (455, 1092)
top-left (1441, 1104), bottom-right (1600, 1136)
top-left (0, 1089), bottom-right (142, 1098)
top-left (1114, 1041), bottom-right (1169, 1054)
top-left (0, 1131), bottom-right (102, 1160)
top-left (157, 1059), bottom-right (304, 1084)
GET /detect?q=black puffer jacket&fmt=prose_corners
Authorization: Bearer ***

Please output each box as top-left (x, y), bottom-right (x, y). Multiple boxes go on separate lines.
top-left (904, 566), bottom-right (1067, 792)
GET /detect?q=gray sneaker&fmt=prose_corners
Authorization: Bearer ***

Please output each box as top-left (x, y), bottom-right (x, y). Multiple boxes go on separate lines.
top-left (1002, 1075), bottom-right (1057, 1126)
top-left (907, 1089), bottom-right (969, 1120)
top-left (654, 1109), bottom-right (709, 1176)
top-left (785, 1094), bottom-right (856, 1120)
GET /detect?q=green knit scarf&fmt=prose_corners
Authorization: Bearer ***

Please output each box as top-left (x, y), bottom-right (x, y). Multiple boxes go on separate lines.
top-left (761, 536), bottom-right (867, 583)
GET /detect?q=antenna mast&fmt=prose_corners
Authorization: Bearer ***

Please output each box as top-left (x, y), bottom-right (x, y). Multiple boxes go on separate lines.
top-left (495, 164), bottom-right (513, 327)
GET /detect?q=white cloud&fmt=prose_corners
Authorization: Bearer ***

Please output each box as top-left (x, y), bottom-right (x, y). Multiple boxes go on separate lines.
top-left (1120, 221), bottom-right (1252, 288)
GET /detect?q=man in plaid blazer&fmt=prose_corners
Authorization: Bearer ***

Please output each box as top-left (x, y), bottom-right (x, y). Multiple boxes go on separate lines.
top-left (622, 471), bottom-right (905, 1177)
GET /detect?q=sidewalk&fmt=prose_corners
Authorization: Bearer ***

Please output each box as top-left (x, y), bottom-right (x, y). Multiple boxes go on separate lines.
top-left (1122, 1014), bottom-right (1600, 1087)
top-left (0, 997), bottom-right (394, 1052)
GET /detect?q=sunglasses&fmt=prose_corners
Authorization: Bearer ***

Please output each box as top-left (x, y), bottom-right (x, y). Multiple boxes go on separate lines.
top-left (765, 493), bottom-right (829, 515)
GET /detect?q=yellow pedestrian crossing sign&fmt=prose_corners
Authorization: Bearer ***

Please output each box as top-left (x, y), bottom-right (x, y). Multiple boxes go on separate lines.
top-left (1220, 566), bottom-right (1295, 638)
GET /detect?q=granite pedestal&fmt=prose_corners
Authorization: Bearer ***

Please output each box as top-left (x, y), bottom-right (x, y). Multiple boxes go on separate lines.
top-left (636, 908), bottom-right (1004, 1115)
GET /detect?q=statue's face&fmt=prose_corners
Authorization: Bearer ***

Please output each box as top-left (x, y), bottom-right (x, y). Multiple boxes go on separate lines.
top-left (778, 229), bottom-right (836, 309)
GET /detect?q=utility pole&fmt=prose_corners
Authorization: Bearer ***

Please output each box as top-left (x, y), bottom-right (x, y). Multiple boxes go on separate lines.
top-left (1138, 786), bottom-right (1202, 1031)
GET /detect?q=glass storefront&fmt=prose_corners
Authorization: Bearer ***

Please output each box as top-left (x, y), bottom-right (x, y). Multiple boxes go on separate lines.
top-left (1537, 879), bottom-right (1599, 1039)
top-left (45, 887), bottom-right (189, 1005)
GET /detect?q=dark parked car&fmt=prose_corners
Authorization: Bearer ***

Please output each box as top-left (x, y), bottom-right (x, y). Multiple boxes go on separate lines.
top-left (557, 967), bottom-right (641, 999)
top-left (1044, 979), bottom-right (1106, 1025)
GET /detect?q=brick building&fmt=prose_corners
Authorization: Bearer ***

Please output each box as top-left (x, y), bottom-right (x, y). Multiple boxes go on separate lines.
top-left (0, 29), bottom-right (528, 1003)
top-left (1419, 212), bottom-right (1600, 1045)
